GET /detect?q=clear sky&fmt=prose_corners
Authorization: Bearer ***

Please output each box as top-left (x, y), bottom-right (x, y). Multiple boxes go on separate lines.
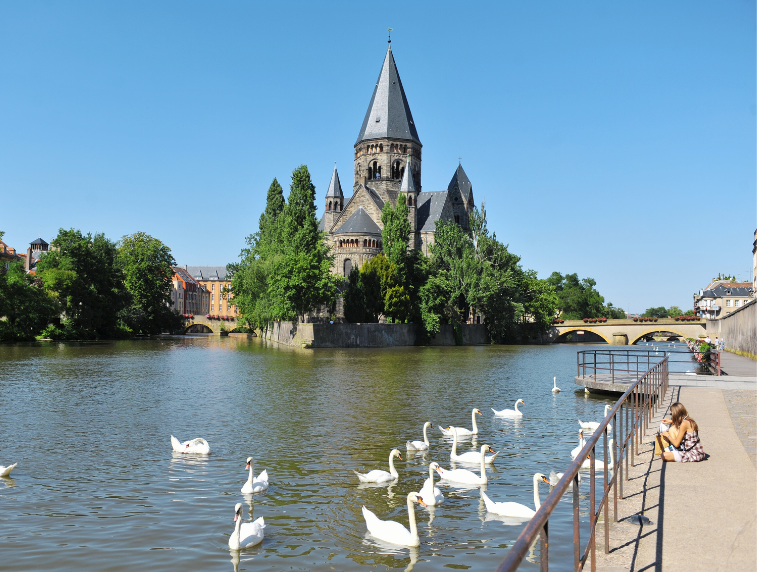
top-left (1, 1), bottom-right (755, 314)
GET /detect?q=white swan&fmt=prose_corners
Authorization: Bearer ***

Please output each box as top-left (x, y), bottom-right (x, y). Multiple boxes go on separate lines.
top-left (592, 439), bottom-right (615, 471)
top-left (549, 470), bottom-right (581, 486)
top-left (578, 404), bottom-right (612, 433)
top-left (0, 463), bottom-right (17, 477)
top-left (435, 445), bottom-right (493, 485)
top-left (552, 377), bottom-right (561, 393)
top-left (354, 449), bottom-right (402, 483)
top-left (570, 430), bottom-right (585, 460)
top-left (362, 492), bottom-right (426, 547)
top-left (406, 422), bottom-right (433, 451)
top-left (450, 426), bottom-right (498, 464)
top-left (241, 457), bottom-right (269, 494)
top-left (419, 462), bottom-right (444, 505)
top-left (228, 503), bottom-right (265, 549)
top-left (440, 408), bottom-right (482, 436)
top-left (492, 399), bottom-right (525, 417)
top-left (481, 473), bottom-right (550, 518)
top-left (171, 435), bottom-right (211, 454)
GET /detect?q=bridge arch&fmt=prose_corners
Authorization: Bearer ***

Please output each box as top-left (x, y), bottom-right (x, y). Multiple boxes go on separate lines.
top-left (629, 328), bottom-right (692, 345)
top-left (554, 327), bottom-right (612, 344)
top-left (185, 323), bottom-right (213, 334)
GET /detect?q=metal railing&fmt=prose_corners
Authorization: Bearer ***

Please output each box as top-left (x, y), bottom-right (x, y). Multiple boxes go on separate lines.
top-left (496, 352), bottom-right (669, 572)
top-left (577, 348), bottom-right (718, 378)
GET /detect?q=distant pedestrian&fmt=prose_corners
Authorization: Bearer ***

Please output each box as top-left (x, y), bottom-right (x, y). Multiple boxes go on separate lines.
top-left (714, 336), bottom-right (719, 349)
top-left (704, 335), bottom-right (711, 344)
top-left (720, 338), bottom-right (725, 351)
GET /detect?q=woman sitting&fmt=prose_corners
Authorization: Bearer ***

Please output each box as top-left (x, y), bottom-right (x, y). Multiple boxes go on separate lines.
top-left (657, 402), bottom-right (705, 463)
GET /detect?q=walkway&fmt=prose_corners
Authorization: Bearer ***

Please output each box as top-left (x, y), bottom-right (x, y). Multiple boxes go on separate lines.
top-left (720, 351), bottom-right (757, 377)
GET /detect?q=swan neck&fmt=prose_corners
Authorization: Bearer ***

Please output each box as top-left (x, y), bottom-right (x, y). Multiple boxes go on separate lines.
top-left (471, 410), bottom-right (478, 433)
top-left (389, 452), bottom-right (398, 478)
top-left (480, 446), bottom-right (487, 479)
top-left (407, 496), bottom-right (419, 542)
top-left (451, 429), bottom-right (458, 454)
top-left (428, 464), bottom-right (435, 482)
top-left (533, 475), bottom-right (541, 510)
top-left (246, 465), bottom-right (253, 485)
top-left (423, 423), bottom-right (429, 446)
top-left (233, 515), bottom-right (242, 545)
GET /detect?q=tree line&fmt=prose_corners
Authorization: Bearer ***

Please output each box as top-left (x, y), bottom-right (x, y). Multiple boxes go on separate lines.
top-left (0, 229), bottom-right (182, 341)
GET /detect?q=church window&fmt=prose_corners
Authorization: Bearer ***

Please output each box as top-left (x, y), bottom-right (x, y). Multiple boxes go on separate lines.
top-left (328, 201), bottom-right (332, 211)
top-left (344, 259), bottom-right (352, 276)
top-left (379, 144), bottom-right (383, 152)
top-left (376, 165), bottom-right (381, 179)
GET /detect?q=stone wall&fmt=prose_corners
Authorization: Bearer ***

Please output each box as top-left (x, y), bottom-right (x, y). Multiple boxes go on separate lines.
top-left (707, 300), bottom-right (757, 359)
top-left (259, 322), bottom-right (489, 348)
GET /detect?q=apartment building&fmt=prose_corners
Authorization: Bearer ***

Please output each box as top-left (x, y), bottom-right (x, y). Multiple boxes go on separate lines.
top-left (185, 266), bottom-right (237, 317)
top-left (694, 280), bottom-right (755, 319)
top-left (171, 266), bottom-right (209, 316)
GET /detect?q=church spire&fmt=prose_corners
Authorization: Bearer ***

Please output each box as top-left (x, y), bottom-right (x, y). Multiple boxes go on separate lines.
top-left (326, 164), bottom-right (343, 198)
top-left (400, 154), bottom-right (417, 195)
top-left (355, 44), bottom-right (421, 146)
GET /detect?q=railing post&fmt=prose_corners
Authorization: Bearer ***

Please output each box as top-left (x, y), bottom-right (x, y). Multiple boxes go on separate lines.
top-left (540, 521), bottom-right (549, 572)
top-left (613, 411), bottom-right (618, 518)
top-left (604, 429), bottom-right (609, 554)
top-left (590, 446), bottom-right (596, 572)
top-left (573, 473), bottom-right (580, 571)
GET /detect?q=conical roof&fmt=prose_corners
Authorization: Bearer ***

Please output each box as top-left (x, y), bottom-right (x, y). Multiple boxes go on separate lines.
top-left (326, 165), bottom-right (343, 198)
top-left (356, 45), bottom-right (421, 146)
top-left (448, 163), bottom-right (472, 202)
top-left (400, 157), bottom-right (417, 194)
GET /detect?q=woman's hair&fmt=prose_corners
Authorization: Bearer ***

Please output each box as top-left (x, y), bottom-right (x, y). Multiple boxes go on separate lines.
top-left (670, 402), bottom-right (699, 433)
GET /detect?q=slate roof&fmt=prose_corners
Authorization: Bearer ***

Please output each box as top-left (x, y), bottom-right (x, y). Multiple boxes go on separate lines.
top-left (448, 164), bottom-right (473, 202)
top-left (355, 45), bottom-right (421, 146)
top-left (326, 165), bottom-right (343, 198)
top-left (416, 191), bottom-right (451, 232)
top-left (185, 266), bottom-right (228, 281)
top-left (334, 207), bottom-right (382, 235)
top-left (701, 285), bottom-right (754, 298)
top-left (317, 215), bottom-right (325, 232)
top-left (400, 158), bottom-right (418, 194)
top-left (30, 237), bottom-right (48, 246)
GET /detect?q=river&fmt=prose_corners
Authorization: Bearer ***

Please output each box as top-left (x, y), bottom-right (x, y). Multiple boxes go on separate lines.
top-left (0, 337), bottom-right (626, 571)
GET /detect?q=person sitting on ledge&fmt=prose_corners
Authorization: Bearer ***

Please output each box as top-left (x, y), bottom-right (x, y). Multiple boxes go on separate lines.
top-left (657, 402), bottom-right (705, 462)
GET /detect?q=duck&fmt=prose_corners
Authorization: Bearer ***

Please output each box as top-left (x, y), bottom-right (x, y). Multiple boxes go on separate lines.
top-left (419, 462), bottom-right (444, 505)
top-left (362, 492), bottom-right (426, 547)
top-left (450, 426), bottom-right (498, 464)
top-left (241, 457), bottom-right (269, 494)
top-left (171, 435), bottom-right (211, 454)
top-left (435, 445), bottom-right (494, 485)
top-left (549, 470), bottom-right (581, 486)
top-left (552, 377), bottom-right (561, 393)
top-left (570, 430), bottom-right (586, 460)
top-left (481, 473), bottom-right (550, 518)
top-left (492, 399), bottom-right (525, 417)
top-left (228, 503), bottom-right (265, 549)
top-left (0, 463), bottom-right (17, 477)
top-left (440, 408), bottom-right (482, 436)
top-left (578, 404), bottom-right (613, 433)
top-left (406, 422), bottom-right (433, 451)
top-left (354, 449), bottom-right (402, 483)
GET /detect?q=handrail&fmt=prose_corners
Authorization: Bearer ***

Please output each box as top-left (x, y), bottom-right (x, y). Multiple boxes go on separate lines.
top-left (576, 348), bottom-right (715, 378)
top-left (496, 352), bottom-right (669, 572)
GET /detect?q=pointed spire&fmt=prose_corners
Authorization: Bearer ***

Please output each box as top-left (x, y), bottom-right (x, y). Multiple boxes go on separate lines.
top-left (400, 155), bottom-right (417, 194)
top-left (326, 164), bottom-right (343, 198)
top-left (448, 163), bottom-right (472, 202)
top-left (355, 46), bottom-right (421, 146)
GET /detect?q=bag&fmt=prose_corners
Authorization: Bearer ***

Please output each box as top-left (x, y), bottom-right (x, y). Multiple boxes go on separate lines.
top-left (655, 433), bottom-right (674, 456)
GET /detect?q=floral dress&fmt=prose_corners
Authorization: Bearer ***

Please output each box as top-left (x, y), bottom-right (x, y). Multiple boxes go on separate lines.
top-left (676, 431), bottom-right (705, 463)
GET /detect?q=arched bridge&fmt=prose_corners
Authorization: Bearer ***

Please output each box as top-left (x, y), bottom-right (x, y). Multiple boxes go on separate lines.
top-left (182, 315), bottom-right (239, 334)
top-left (546, 318), bottom-right (706, 345)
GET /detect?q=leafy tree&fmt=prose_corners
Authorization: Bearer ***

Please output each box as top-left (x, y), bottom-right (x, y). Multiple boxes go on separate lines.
top-left (117, 232), bottom-right (182, 335)
top-left (343, 267), bottom-right (366, 323)
top-left (604, 303), bottom-right (626, 319)
top-left (683, 309), bottom-right (695, 316)
top-left (384, 284), bottom-right (411, 323)
top-left (547, 272), bottom-right (608, 320)
top-left (642, 306), bottom-right (668, 318)
top-left (257, 178), bottom-right (285, 249)
top-left (0, 261), bottom-right (56, 341)
top-left (380, 195), bottom-right (411, 283)
top-left (667, 306), bottom-right (683, 318)
top-left (36, 228), bottom-right (130, 339)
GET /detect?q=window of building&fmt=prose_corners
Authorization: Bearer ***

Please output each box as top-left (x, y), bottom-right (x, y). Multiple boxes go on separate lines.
top-left (211, 294), bottom-right (214, 301)
top-left (211, 284), bottom-right (215, 291)
top-left (726, 299), bottom-right (731, 307)
top-left (211, 304), bottom-right (214, 311)
top-left (734, 300), bottom-right (740, 307)
top-left (344, 258), bottom-right (352, 276)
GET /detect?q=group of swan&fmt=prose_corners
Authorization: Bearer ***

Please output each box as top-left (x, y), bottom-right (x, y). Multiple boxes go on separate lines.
top-left (170, 435), bottom-right (269, 549)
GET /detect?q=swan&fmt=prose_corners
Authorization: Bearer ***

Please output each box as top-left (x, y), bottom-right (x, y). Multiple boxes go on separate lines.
top-left (481, 473), bottom-right (550, 518)
top-left (362, 492), bottom-right (426, 547)
top-left (0, 463), bottom-right (17, 477)
top-left (435, 445), bottom-right (493, 485)
top-left (450, 426), bottom-right (498, 464)
top-left (406, 422), bottom-right (433, 451)
top-left (592, 439), bottom-right (615, 471)
top-left (570, 430), bottom-right (585, 460)
top-left (440, 408), bottom-right (482, 436)
top-left (228, 503), bottom-right (265, 549)
top-left (419, 462), bottom-right (444, 505)
top-left (552, 377), bottom-right (561, 393)
top-left (492, 399), bottom-right (525, 417)
top-left (171, 435), bottom-right (211, 454)
top-left (549, 470), bottom-right (581, 486)
top-left (354, 449), bottom-right (402, 483)
top-left (241, 457), bottom-right (269, 494)
top-left (578, 404), bottom-right (613, 433)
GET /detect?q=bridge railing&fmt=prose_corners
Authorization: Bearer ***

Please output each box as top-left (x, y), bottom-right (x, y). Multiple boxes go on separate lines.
top-left (577, 348), bottom-right (717, 378)
top-left (496, 352), bottom-right (669, 572)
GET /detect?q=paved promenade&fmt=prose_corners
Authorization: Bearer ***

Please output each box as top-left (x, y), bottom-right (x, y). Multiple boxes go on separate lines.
top-left (720, 351), bottom-right (757, 377)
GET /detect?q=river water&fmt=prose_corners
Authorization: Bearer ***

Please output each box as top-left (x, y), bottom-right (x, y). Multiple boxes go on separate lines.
top-left (0, 337), bottom-right (629, 571)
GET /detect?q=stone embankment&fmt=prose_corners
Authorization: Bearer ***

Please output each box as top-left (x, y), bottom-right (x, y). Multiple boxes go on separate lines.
top-left (707, 299), bottom-right (757, 359)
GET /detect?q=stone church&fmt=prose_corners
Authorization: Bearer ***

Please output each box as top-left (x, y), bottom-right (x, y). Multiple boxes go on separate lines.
top-left (318, 41), bottom-right (475, 277)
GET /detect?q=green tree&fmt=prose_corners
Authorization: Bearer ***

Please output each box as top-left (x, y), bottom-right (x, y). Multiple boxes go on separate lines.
top-left (36, 228), bottom-right (129, 339)
top-left (667, 306), bottom-right (683, 318)
top-left (642, 306), bottom-right (668, 318)
top-left (604, 303), bottom-right (626, 319)
top-left (380, 195), bottom-right (411, 282)
top-left (0, 261), bottom-right (56, 341)
top-left (546, 272), bottom-right (607, 320)
top-left (257, 178), bottom-right (285, 249)
top-left (343, 267), bottom-right (366, 323)
top-left (117, 232), bottom-right (182, 335)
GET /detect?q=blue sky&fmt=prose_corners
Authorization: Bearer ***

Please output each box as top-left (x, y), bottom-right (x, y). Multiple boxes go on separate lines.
top-left (1, 1), bottom-right (754, 313)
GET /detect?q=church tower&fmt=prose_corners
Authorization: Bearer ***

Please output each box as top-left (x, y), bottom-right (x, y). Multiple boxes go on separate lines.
top-left (323, 165), bottom-right (343, 232)
top-left (353, 40), bottom-right (422, 204)
top-left (399, 153), bottom-right (418, 236)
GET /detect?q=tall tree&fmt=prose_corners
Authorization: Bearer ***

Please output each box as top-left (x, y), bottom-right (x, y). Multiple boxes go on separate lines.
top-left (117, 232), bottom-right (182, 335)
top-left (0, 261), bottom-right (56, 341)
top-left (256, 178), bottom-right (285, 251)
top-left (546, 272), bottom-right (607, 320)
top-left (343, 267), bottom-right (366, 323)
top-left (380, 195), bottom-right (411, 281)
top-left (36, 228), bottom-right (129, 339)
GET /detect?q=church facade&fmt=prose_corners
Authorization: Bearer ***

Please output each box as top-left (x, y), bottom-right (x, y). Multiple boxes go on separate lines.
top-left (318, 42), bottom-right (475, 277)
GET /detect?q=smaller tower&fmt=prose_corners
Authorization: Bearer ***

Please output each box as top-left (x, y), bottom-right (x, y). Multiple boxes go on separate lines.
top-left (399, 154), bottom-right (418, 236)
top-left (324, 165), bottom-right (343, 232)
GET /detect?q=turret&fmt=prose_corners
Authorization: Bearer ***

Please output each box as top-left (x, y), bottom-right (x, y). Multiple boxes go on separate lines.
top-left (399, 154), bottom-right (418, 234)
top-left (324, 165), bottom-right (343, 232)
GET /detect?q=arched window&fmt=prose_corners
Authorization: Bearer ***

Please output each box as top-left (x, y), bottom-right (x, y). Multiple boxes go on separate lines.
top-left (379, 144), bottom-right (383, 152)
top-left (392, 161), bottom-right (400, 179)
top-left (344, 258), bottom-right (352, 276)
top-left (367, 166), bottom-right (373, 180)
top-left (376, 165), bottom-right (381, 179)
top-left (328, 201), bottom-right (332, 211)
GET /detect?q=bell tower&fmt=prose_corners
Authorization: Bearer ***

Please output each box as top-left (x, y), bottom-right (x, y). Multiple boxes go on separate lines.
top-left (323, 165), bottom-right (343, 232)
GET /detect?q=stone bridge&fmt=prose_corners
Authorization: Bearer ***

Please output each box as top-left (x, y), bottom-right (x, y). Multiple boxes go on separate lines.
top-left (547, 318), bottom-right (706, 345)
top-left (182, 315), bottom-right (239, 334)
